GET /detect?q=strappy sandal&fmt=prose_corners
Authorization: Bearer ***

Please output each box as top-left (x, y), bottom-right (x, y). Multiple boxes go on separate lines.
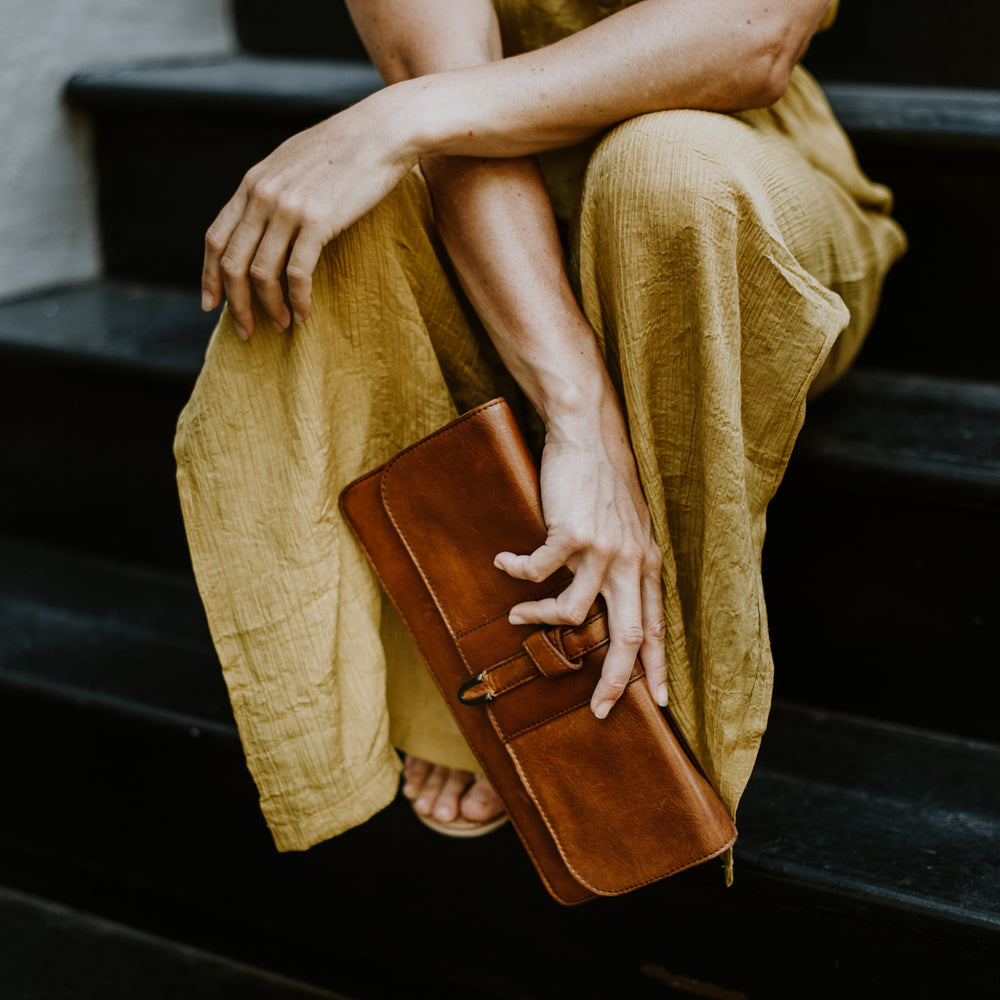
top-left (409, 803), bottom-right (509, 838)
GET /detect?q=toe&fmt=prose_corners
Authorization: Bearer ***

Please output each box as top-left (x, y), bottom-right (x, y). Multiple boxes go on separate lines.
top-left (461, 774), bottom-right (504, 822)
top-left (401, 755), bottom-right (431, 801)
top-left (413, 762), bottom-right (447, 816)
top-left (433, 768), bottom-right (470, 822)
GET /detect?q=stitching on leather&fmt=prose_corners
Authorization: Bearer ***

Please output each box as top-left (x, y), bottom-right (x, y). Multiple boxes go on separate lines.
top-left (505, 724), bottom-right (737, 894)
top-left (455, 579), bottom-right (564, 639)
top-left (500, 674), bottom-right (644, 740)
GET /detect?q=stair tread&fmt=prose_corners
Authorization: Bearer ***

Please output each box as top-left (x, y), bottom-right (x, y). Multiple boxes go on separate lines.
top-left (743, 702), bottom-right (1000, 933)
top-left (1, 538), bottom-right (997, 936)
top-left (0, 537), bottom-right (231, 729)
top-left (0, 883), bottom-right (349, 1000)
top-left (822, 82), bottom-right (1000, 141)
top-left (0, 281), bottom-right (215, 383)
top-left (67, 54), bottom-right (1000, 143)
top-left (793, 369), bottom-right (1000, 506)
top-left (67, 55), bottom-right (382, 115)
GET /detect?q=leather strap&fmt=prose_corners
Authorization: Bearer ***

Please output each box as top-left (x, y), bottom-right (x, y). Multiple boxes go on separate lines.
top-left (458, 611), bottom-right (619, 704)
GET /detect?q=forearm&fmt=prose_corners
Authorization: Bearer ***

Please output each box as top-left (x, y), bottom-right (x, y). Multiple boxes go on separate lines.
top-left (421, 155), bottom-right (610, 424)
top-left (369, 0), bottom-right (830, 163)
top-left (349, 0), bottom-right (615, 423)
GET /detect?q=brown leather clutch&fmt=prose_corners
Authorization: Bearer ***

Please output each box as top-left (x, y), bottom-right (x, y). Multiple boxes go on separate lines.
top-left (339, 398), bottom-right (736, 904)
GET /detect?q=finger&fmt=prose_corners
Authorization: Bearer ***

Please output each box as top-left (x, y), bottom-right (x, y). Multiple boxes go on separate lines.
top-left (219, 214), bottom-right (269, 340)
top-left (639, 571), bottom-right (669, 707)
top-left (202, 188), bottom-right (248, 313)
top-left (249, 218), bottom-right (298, 329)
top-left (508, 561), bottom-right (604, 626)
top-left (495, 538), bottom-right (574, 588)
top-left (590, 571), bottom-right (645, 720)
top-left (286, 227), bottom-right (327, 325)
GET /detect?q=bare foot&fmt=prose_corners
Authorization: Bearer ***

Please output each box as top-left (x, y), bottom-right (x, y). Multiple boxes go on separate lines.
top-left (401, 754), bottom-right (505, 824)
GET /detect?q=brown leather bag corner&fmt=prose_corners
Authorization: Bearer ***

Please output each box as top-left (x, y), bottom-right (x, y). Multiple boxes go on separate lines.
top-left (339, 398), bottom-right (736, 904)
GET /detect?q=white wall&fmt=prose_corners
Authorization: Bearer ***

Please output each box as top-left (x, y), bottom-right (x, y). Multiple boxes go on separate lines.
top-left (0, 0), bottom-right (235, 300)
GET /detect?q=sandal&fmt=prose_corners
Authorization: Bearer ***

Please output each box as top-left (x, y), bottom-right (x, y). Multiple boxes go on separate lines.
top-left (410, 801), bottom-right (509, 838)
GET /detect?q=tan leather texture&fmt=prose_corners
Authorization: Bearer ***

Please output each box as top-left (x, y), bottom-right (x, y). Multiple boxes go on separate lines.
top-left (339, 399), bottom-right (737, 903)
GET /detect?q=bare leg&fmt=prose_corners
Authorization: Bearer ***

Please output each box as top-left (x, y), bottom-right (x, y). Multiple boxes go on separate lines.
top-left (401, 755), bottom-right (505, 823)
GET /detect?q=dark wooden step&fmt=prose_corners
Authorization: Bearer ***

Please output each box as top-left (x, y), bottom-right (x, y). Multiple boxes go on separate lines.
top-left (0, 537), bottom-right (997, 998)
top-left (765, 369), bottom-right (1000, 740)
top-left (0, 885), bottom-right (350, 1000)
top-left (0, 282), bottom-right (214, 570)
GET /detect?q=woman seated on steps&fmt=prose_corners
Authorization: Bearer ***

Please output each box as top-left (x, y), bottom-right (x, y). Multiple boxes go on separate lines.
top-left (174, 0), bottom-right (904, 865)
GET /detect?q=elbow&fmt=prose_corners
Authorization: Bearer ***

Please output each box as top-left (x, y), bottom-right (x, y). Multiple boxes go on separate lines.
top-left (732, 18), bottom-right (809, 110)
top-left (750, 53), bottom-right (795, 109)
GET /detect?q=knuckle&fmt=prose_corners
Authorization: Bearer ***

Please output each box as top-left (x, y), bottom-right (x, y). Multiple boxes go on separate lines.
top-left (602, 676), bottom-right (628, 697)
top-left (274, 193), bottom-right (303, 218)
top-left (285, 261), bottom-right (311, 284)
top-left (620, 624), bottom-right (645, 647)
top-left (219, 255), bottom-right (243, 279)
top-left (645, 617), bottom-right (667, 641)
top-left (556, 599), bottom-right (587, 626)
top-left (524, 563), bottom-right (547, 584)
top-left (248, 261), bottom-right (268, 283)
top-left (644, 543), bottom-right (664, 571)
top-left (204, 226), bottom-right (227, 253)
top-left (248, 180), bottom-right (277, 209)
top-left (621, 542), bottom-right (645, 567)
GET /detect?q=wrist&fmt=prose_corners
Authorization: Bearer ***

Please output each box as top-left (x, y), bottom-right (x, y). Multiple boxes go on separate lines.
top-left (393, 74), bottom-right (473, 162)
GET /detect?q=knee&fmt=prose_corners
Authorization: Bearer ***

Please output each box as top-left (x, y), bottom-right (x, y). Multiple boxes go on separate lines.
top-left (582, 111), bottom-right (757, 240)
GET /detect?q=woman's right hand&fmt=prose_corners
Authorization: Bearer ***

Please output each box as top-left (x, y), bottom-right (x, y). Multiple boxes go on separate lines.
top-left (201, 89), bottom-right (419, 340)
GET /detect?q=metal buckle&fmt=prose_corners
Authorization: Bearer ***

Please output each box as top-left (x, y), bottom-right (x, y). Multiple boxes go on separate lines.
top-left (457, 673), bottom-right (493, 705)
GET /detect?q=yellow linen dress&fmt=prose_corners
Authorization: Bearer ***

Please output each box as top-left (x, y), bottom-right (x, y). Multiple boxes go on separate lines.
top-left (174, 0), bottom-right (905, 859)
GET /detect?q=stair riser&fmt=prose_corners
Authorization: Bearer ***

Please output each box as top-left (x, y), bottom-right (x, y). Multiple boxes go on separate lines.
top-left (0, 359), bottom-right (193, 570)
top-left (234, 0), bottom-right (366, 61)
top-left (1, 683), bottom-right (995, 999)
top-left (765, 483), bottom-right (1000, 740)
top-left (853, 141), bottom-right (1000, 380)
top-left (94, 109), bottom-right (322, 286)
top-left (804, 3), bottom-right (1000, 90)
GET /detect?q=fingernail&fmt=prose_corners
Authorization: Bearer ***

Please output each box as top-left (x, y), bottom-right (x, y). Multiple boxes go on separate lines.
top-left (292, 309), bottom-right (304, 325)
top-left (594, 701), bottom-right (612, 720)
top-left (509, 613), bottom-right (525, 625)
top-left (201, 291), bottom-right (213, 311)
top-left (657, 683), bottom-right (669, 707)
top-left (235, 324), bottom-right (249, 341)
top-left (493, 557), bottom-right (503, 570)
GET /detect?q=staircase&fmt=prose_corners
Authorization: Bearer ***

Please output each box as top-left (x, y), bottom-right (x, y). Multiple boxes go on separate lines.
top-left (1, 4), bottom-right (998, 997)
